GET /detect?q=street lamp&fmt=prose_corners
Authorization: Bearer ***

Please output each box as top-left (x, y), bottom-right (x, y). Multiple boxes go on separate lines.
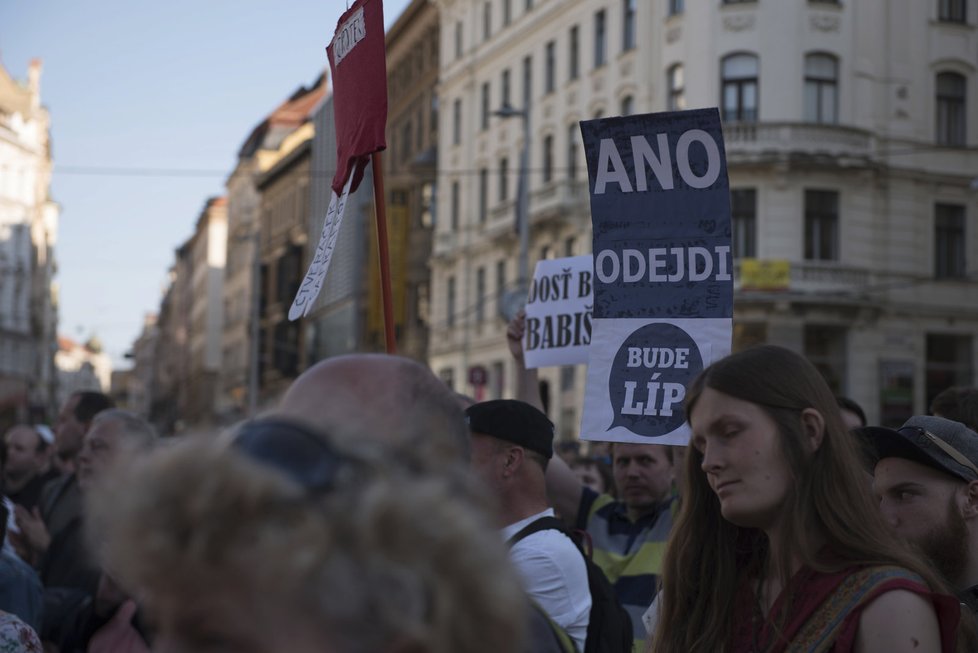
top-left (493, 102), bottom-right (531, 320)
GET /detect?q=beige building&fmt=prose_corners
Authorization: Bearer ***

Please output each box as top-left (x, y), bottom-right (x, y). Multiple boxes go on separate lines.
top-left (255, 75), bottom-right (326, 406)
top-left (429, 0), bottom-right (978, 432)
top-left (186, 197), bottom-right (227, 427)
top-left (0, 58), bottom-right (59, 424)
top-left (219, 126), bottom-right (265, 420)
top-left (379, 0), bottom-right (441, 361)
top-left (54, 335), bottom-right (111, 410)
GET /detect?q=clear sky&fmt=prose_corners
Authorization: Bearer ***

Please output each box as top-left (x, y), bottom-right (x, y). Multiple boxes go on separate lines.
top-left (0, 0), bottom-right (411, 367)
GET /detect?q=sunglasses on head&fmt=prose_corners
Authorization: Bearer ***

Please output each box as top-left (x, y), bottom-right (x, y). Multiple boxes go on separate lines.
top-left (231, 417), bottom-right (362, 494)
top-left (898, 426), bottom-right (978, 478)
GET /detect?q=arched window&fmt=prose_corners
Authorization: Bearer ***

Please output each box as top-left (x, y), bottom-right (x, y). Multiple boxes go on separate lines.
top-left (936, 72), bottom-right (967, 146)
top-left (721, 53), bottom-right (758, 122)
top-left (804, 53), bottom-right (838, 124)
top-left (620, 95), bottom-right (634, 116)
top-left (667, 64), bottom-right (685, 111)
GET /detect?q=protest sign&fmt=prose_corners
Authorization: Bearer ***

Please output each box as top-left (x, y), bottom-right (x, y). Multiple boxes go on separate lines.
top-left (579, 108), bottom-right (732, 445)
top-left (523, 255), bottom-right (593, 369)
top-left (290, 0), bottom-right (389, 323)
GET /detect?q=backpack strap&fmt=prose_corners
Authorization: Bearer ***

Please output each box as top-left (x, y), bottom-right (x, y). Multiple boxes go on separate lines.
top-left (507, 516), bottom-right (569, 547)
top-left (791, 566), bottom-right (924, 653)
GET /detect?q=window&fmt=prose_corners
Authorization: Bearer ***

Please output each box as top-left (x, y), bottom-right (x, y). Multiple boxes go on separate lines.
top-left (569, 25), bottom-right (580, 80)
top-left (721, 53), bottom-right (759, 122)
top-left (542, 134), bottom-right (554, 183)
top-left (400, 120), bottom-right (412, 163)
top-left (594, 10), bottom-right (607, 67)
top-left (804, 190), bottom-right (839, 261)
top-left (450, 181), bottom-right (460, 230)
top-left (667, 64), bottom-right (685, 111)
top-left (481, 82), bottom-right (490, 130)
top-left (936, 72), bottom-right (967, 146)
top-left (545, 41), bottom-right (556, 94)
top-left (503, 0), bottom-right (512, 26)
top-left (439, 367), bottom-right (455, 391)
top-left (622, 0), bottom-right (637, 51)
top-left (804, 53), bottom-right (838, 124)
top-left (496, 259), bottom-right (507, 305)
top-left (479, 168), bottom-right (489, 223)
top-left (446, 276), bottom-right (456, 327)
top-left (523, 55), bottom-right (533, 107)
top-left (935, 203), bottom-right (966, 279)
top-left (938, 0), bottom-right (967, 23)
top-left (416, 105), bottom-right (424, 149)
top-left (731, 188), bottom-right (757, 258)
top-left (564, 236), bottom-right (577, 256)
top-left (430, 93), bottom-right (439, 133)
top-left (669, 0), bottom-right (684, 15)
top-left (491, 361), bottom-right (505, 399)
top-left (804, 325), bottom-right (847, 394)
top-left (525, 0), bottom-right (533, 10)
top-left (476, 266), bottom-right (486, 323)
top-left (499, 157), bottom-right (509, 201)
top-left (455, 21), bottom-right (463, 59)
top-left (560, 365), bottom-right (576, 391)
top-left (620, 95), bottom-right (634, 115)
top-left (452, 98), bottom-right (462, 145)
top-left (567, 123), bottom-right (579, 180)
top-left (501, 68), bottom-right (512, 107)
top-left (926, 334), bottom-right (973, 409)
top-left (483, 2), bottom-right (492, 40)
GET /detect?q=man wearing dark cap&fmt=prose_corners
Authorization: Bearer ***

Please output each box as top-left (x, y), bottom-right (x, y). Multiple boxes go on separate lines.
top-left (864, 415), bottom-right (978, 623)
top-left (466, 399), bottom-right (590, 653)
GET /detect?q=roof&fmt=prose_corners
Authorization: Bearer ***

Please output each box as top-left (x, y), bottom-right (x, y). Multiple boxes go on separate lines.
top-left (237, 72), bottom-right (329, 160)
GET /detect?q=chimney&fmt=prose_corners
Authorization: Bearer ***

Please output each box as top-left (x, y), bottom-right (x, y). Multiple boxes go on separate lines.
top-left (28, 58), bottom-right (42, 109)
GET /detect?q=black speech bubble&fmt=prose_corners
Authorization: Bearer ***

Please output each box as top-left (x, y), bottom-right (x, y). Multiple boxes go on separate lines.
top-left (607, 323), bottom-right (704, 437)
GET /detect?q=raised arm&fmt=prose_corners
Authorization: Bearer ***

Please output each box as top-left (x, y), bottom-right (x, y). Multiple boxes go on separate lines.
top-left (507, 311), bottom-right (584, 524)
top-left (507, 310), bottom-right (544, 412)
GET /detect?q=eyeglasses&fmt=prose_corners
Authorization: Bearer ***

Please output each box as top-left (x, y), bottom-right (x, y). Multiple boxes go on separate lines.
top-left (231, 417), bottom-right (361, 495)
top-left (898, 426), bottom-right (978, 478)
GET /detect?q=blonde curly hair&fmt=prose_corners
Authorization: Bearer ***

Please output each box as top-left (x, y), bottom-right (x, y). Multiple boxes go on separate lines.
top-left (87, 434), bottom-right (526, 653)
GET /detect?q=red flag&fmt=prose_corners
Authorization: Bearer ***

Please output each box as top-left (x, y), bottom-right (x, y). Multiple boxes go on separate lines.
top-left (326, 0), bottom-right (388, 195)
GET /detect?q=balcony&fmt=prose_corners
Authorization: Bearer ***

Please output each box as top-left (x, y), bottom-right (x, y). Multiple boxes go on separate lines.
top-left (529, 178), bottom-right (589, 226)
top-left (734, 259), bottom-right (872, 297)
top-left (723, 122), bottom-right (875, 166)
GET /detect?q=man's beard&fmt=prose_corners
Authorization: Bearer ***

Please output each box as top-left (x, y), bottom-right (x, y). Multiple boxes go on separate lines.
top-left (916, 494), bottom-right (970, 585)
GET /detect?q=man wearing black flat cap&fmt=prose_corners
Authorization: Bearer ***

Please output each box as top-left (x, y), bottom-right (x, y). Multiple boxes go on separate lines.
top-left (864, 415), bottom-right (978, 625)
top-left (466, 400), bottom-right (591, 653)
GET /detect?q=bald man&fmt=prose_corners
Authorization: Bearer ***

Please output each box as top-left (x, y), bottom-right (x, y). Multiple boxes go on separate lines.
top-left (277, 354), bottom-right (469, 467)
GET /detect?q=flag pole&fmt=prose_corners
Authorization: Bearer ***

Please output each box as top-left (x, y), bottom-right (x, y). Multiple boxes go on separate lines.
top-left (371, 152), bottom-right (397, 354)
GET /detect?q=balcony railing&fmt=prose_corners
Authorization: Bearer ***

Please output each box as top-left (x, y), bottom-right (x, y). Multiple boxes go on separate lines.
top-left (723, 122), bottom-right (875, 162)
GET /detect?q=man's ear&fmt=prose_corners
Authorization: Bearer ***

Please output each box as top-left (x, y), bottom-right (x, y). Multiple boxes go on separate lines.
top-left (961, 480), bottom-right (978, 520)
top-left (800, 408), bottom-right (825, 453)
top-left (501, 445), bottom-right (524, 477)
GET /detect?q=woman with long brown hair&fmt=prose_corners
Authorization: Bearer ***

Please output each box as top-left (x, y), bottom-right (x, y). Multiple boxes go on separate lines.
top-left (650, 345), bottom-right (969, 652)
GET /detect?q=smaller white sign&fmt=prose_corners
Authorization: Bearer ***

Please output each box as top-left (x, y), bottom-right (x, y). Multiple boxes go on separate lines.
top-left (523, 255), bottom-right (593, 369)
top-left (288, 173), bottom-right (355, 321)
top-left (332, 7), bottom-right (366, 66)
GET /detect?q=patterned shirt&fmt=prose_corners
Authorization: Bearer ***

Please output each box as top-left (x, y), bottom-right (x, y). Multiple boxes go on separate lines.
top-left (575, 488), bottom-right (676, 653)
top-left (0, 611), bottom-right (41, 653)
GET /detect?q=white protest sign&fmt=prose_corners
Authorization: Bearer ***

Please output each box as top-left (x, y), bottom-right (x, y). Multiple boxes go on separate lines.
top-left (288, 172), bottom-right (355, 320)
top-left (523, 255), bottom-right (593, 369)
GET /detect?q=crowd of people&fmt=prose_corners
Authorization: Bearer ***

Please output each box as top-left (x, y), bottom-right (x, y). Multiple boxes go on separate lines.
top-left (1, 315), bottom-right (977, 652)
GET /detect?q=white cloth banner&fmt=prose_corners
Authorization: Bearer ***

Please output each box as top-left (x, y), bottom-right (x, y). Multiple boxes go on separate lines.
top-left (288, 172), bottom-right (355, 321)
top-left (523, 255), bottom-right (593, 369)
